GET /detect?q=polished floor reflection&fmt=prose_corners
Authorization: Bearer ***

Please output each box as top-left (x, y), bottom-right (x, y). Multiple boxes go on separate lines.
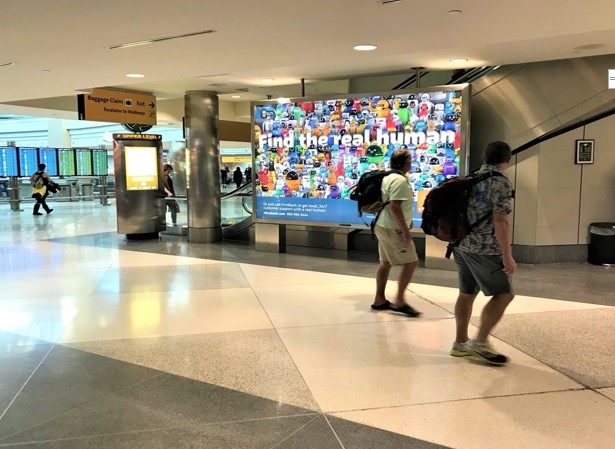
top-left (0, 201), bottom-right (614, 448)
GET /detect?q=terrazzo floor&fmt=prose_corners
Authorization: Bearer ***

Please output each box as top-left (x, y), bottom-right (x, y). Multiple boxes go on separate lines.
top-left (1, 200), bottom-right (614, 448)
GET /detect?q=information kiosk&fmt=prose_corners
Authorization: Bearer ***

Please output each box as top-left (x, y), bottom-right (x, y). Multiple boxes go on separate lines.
top-left (112, 133), bottom-right (166, 239)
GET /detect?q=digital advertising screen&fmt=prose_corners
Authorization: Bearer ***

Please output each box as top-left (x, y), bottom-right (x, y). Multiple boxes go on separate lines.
top-left (18, 147), bottom-right (39, 177)
top-left (75, 148), bottom-right (93, 176)
top-left (0, 147), bottom-right (18, 177)
top-left (252, 85), bottom-right (470, 228)
top-left (58, 148), bottom-right (76, 176)
top-left (124, 146), bottom-right (159, 190)
top-left (92, 149), bottom-right (109, 175)
top-left (38, 148), bottom-right (59, 177)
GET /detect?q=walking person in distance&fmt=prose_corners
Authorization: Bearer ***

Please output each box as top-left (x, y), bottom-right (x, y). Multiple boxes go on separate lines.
top-left (30, 163), bottom-right (54, 216)
top-left (233, 166), bottom-right (243, 189)
top-left (163, 163), bottom-right (179, 226)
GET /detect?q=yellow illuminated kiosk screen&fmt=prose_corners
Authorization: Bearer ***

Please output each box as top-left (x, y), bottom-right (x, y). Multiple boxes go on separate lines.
top-left (125, 146), bottom-right (158, 190)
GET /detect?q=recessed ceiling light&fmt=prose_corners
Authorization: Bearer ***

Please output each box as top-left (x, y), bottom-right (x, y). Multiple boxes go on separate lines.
top-left (276, 97), bottom-right (291, 103)
top-left (353, 44), bottom-right (378, 51)
top-left (231, 95), bottom-right (241, 98)
top-left (260, 78), bottom-right (275, 82)
top-left (449, 58), bottom-right (468, 63)
top-left (125, 73), bottom-right (145, 78)
top-left (448, 9), bottom-right (462, 15)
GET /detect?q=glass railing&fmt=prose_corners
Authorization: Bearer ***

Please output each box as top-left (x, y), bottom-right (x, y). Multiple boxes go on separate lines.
top-left (160, 182), bottom-right (252, 236)
top-left (221, 182), bottom-right (252, 227)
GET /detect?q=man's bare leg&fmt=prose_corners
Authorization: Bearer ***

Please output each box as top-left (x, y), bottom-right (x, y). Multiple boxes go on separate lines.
top-left (454, 292), bottom-right (478, 343)
top-left (393, 261), bottom-right (418, 308)
top-left (474, 293), bottom-right (515, 344)
top-left (373, 260), bottom-right (392, 306)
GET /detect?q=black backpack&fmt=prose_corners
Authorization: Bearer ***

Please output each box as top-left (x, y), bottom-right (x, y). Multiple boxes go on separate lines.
top-left (349, 169), bottom-right (403, 234)
top-left (349, 169), bottom-right (402, 215)
top-left (421, 171), bottom-right (503, 257)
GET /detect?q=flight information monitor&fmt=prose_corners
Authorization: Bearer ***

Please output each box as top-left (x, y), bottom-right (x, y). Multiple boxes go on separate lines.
top-left (18, 147), bottom-right (39, 177)
top-left (0, 147), bottom-right (19, 177)
top-left (92, 149), bottom-right (109, 175)
top-left (58, 148), bottom-right (76, 176)
top-left (76, 149), bottom-right (93, 176)
top-left (38, 148), bottom-right (59, 176)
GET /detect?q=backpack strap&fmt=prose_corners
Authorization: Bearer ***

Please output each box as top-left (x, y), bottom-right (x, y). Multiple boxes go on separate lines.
top-left (370, 169), bottom-right (405, 238)
top-left (369, 202), bottom-right (390, 239)
top-left (445, 170), bottom-right (505, 259)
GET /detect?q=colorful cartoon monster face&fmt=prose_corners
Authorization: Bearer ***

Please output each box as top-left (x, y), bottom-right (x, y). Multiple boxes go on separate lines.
top-left (365, 145), bottom-right (384, 165)
top-left (285, 170), bottom-right (300, 192)
top-left (375, 99), bottom-right (391, 118)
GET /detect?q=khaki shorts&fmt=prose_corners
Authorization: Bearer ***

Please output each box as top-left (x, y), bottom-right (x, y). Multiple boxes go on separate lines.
top-left (375, 225), bottom-right (419, 265)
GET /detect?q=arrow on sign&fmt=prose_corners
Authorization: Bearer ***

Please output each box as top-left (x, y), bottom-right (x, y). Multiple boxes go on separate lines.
top-left (149, 101), bottom-right (155, 109)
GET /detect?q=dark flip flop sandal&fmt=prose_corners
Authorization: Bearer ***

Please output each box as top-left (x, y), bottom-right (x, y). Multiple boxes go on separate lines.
top-left (390, 304), bottom-right (422, 317)
top-left (370, 300), bottom-right (393, 311)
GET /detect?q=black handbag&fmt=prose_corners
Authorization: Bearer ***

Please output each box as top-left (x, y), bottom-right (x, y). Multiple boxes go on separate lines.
top-left (47, 181), bottom-right (61, 194)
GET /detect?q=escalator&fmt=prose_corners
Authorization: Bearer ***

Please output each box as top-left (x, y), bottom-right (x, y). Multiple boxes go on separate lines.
top-left (221, 181), bottom-right (254, 238)
top-left (468, 54), bottom-right (615, 168)
top-left (391, 55), bottom-right (615, 167)
top-left (161, 182), bottom-right (253, 238)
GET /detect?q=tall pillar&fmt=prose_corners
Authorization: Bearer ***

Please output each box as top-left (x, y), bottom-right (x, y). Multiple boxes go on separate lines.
top-left (185, 91), bottom-right (222, 243)
top-left (47, 119), bottom-right (71, 148)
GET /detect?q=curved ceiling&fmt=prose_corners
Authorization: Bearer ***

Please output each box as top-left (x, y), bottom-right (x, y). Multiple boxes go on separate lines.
top-left (1, 0), bottom-right (614, 122)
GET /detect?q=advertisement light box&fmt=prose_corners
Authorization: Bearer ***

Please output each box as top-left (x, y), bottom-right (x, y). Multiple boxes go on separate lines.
top-left (252, 85), bottom-right (470, 228)
top-left (124, 146), bottom-right (159, 190)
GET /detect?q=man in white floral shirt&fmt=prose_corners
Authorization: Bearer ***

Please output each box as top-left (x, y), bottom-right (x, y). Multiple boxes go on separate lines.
top-left (450, 141), bottom-right (517, 365)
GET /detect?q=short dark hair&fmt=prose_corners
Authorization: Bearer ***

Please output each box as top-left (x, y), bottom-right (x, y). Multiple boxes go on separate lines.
top-left (390, 149), bottom-right (411, 170)
top-left (484, 141), bottom-right (512, 164)
top-left (38, 163), bottom-right (46, 171)
top-left (163, 163), bottom-right (173, 171)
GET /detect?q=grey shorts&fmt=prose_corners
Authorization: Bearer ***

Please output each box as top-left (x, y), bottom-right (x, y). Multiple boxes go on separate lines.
top-left (453, 247), bottom-right (513, 296)
top-left (375, 225), bottom-right (419, 265)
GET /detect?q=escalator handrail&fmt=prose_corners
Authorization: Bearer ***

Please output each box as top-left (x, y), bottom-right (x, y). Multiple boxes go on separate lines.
top-left (447, 66), bottom-right (498, 85)
top-left (221, 181), bottom-right (252, 199)
top-left (241, 196), bottom-right (252, 215)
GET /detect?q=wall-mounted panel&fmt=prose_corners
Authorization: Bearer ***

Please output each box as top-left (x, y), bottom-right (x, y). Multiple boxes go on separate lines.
top-left (525, 56), bottom-right (609, 116)
top-left (536, 188), bottom-right (580, 228)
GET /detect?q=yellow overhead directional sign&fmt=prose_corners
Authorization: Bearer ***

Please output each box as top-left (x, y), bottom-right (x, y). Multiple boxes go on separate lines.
top-left (78, 88), bottom-right (157, 125)
top-left (113, 133), bottom-right (162, 141)
top-left (221, 156), bottom-right (252, 163)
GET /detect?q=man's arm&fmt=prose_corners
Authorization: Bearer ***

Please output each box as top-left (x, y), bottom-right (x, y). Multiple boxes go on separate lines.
top-left (493, 210), bottom-right (516, 275)
top-left (388, 200), bottom-right (412, 245)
